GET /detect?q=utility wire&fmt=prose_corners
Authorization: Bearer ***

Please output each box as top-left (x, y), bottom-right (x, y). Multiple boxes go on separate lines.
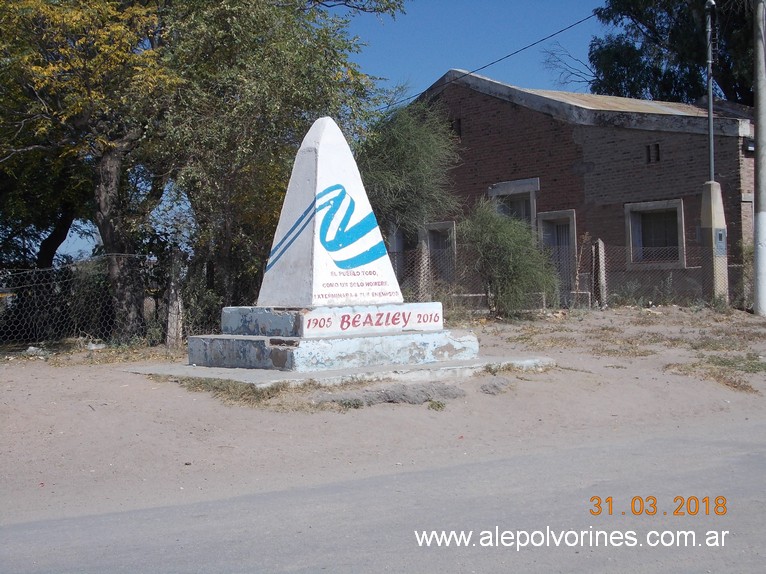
top-left (379, 12), bottom-right (597, 110)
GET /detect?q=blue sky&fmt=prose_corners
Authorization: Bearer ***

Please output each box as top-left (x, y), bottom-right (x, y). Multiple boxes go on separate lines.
top-left (347, 0), bottom-right (610, 101)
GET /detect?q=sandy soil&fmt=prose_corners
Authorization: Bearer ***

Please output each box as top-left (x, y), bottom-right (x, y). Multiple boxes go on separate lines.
top-left (2, 306), bottom-right (765, 526)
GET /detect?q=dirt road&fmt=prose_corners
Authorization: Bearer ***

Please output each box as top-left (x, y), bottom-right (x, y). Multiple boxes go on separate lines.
top-left (1, 306), bottom-right (764, 571)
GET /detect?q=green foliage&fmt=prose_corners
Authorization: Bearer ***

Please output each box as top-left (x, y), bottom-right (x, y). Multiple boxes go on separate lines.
top-left (0, 150), bottom-right (93, 268)
top-left (1, 0), bottom-right (407, 337)
top-left (0, 0), bottom-right (176, 157)
top-left (458, 200), bottom-right (558, 316)
top-left (707, 352), bottom-right (766, 375)
top-left (160, 0), bottom-right (394, 305)
top-left (356, 100), bottom-right (461, 238)
top-left (590, 0), bottom-right (753, 104)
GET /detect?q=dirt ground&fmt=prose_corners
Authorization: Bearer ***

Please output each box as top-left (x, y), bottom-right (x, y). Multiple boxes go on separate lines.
top-left (2, 305), bottom-right (765, 526)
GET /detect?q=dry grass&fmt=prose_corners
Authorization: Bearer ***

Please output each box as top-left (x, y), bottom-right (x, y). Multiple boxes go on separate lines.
top-left (522, 335), bottom-right (578, 350)
top-left (502, 306), bottom-right (764, 395)
top-left (153, 376), bottom-right (345, 412)
top-left (687, 336), bottom-right (743, 352)
top-left (664, 353), bottom-right (762, 394)
top-left (628, 312), bottom-right (665, 326)
top-left (591, 345), bottom-right (656, 358)
top-left (152, 375), bottom-right (465, 412)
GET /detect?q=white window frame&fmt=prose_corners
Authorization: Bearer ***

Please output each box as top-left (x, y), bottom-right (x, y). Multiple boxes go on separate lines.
top-left (625, 199), bottom-right (686, 270)
top-left (537, 209), bottom-right (577, 250)
top-left (488, 177), bottom-right (539, 231)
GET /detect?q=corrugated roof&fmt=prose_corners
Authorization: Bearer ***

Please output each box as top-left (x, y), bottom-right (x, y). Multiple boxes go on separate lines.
top-left (519, 88), bottom-right (709, 117)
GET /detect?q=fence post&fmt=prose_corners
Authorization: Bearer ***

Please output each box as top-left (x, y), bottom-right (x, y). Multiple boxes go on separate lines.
top-left (166, 248), bottom-right (184, 349)
top-left (594, 239), bottom-right (608, 308)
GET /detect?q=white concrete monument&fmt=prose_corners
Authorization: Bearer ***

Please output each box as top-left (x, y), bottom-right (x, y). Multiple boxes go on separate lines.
top-left (258, 117), bottom-right (402, 307)
top-left (188, 117), bottom-right (478, 371)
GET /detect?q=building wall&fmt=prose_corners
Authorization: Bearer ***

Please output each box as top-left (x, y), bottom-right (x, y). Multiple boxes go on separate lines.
top-left (441, 84), bottom-right (585, 217)
top-left (438, 83), bottom-right (753, 263)
top-left (578, 125), bottom-right (750, 261)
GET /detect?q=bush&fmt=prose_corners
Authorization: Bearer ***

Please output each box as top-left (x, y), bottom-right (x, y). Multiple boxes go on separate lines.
top-left (458, 200), bottom-right (558, 315)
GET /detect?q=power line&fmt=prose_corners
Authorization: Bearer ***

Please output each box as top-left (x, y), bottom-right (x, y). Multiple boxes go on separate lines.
top-left (379, 12), bottom-right (597, 110)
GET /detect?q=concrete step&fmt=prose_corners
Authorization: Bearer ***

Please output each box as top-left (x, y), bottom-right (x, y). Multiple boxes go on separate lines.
top-left (188, 329), bottom-right (479, 372)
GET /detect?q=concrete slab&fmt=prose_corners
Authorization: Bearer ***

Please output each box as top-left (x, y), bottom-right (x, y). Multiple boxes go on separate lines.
top-left (127, 355), bottom-right (556, 387)
top-left (188, 329), bottom-right (479, 371)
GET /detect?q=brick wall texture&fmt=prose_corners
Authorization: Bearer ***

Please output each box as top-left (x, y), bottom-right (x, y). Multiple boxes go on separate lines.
top-left (436, 82), bottom-right (755, 263)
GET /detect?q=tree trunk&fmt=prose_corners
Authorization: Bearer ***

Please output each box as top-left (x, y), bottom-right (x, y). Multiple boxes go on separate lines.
top-left (35, 202), bottom-right (76, 269)
top-left (94, 145), bottom-right (144, 341)
top-left (166, 246), bottom-right (184, 349)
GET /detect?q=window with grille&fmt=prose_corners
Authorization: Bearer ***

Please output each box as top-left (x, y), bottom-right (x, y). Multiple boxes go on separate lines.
top-left (625, 200), bottom-right (685, 268)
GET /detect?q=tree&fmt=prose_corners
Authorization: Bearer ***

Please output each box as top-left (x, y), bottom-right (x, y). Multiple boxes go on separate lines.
top-left (159, 0), bottom-right (404, 306)
top-left (1, 0), bottom-right (405, 335)
top-left (355, 100), bottom-right (461, 241)
top-left (544, 1), bottom-right (753, 105)
top-left (589, 0), bottom-right (754, 104)
top-left (0, 151), bottom-right (92, 268)
top-left (0, 0), bottom-right (179, 335)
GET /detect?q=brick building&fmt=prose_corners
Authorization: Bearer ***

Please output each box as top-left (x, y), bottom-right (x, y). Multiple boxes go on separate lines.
top-left (420, 69), bottom-right (755, 303)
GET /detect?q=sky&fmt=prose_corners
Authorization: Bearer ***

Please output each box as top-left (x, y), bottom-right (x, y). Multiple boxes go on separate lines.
top-left (346, 0), bottom-right (610, 103)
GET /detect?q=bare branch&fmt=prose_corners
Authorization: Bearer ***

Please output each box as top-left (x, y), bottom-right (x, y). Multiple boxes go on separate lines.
top-left (543, 42), bottom-right (596, 89)
top-left (0, 144), bottom-right (55, 164)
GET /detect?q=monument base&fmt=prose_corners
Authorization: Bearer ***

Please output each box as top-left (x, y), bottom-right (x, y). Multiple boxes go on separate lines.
top-left (190, 303), bottom-right (479, 372)
top-left (220, 302), bottom-right (444, 338)
top-left (188, 329), bottom-right (479, 372)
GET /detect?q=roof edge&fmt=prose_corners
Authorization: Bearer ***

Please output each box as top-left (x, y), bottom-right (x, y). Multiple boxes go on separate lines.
top-left (425, 70), bottom-right (751, 137)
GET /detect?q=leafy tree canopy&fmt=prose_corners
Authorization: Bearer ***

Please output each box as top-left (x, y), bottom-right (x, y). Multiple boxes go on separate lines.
top-left (589, 0), bottom-right (753, 104)
top-left (356, 100), bottom-right (461, 240)
top-left (157, 0), bottom-right (403, 304)
top-left (0, 0), bottom-right (408, 334)
top-left (0, 0), bottom-right (172, 267)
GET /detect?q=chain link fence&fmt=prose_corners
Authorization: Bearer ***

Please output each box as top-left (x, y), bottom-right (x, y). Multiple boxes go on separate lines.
top-left (563, 240), bottom-right (751, 310)
top-left (1, 256), bottom-right (165, 347)
top-left (390, 239), bottom-right (751, 312)
top-left (0, 240), bottom-right (751, 347)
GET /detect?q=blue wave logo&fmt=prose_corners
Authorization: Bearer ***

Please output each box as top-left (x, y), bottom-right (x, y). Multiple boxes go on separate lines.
top-left (266, 184), bottom-right (387, 271)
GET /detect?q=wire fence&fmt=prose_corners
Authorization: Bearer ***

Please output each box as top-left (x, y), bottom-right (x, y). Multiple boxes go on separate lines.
top-left (0, 256), bottom-right (165, 347)
top-left (0, 241), bottom-right (751, 347)
top-left (390, 240), bottom-right (751, 312)
top-left (568, 240), bottom-right (749, 310)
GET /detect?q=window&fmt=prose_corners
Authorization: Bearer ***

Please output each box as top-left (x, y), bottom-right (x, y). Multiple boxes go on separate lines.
top-left (497, 195), bottom-right (532, 222)
top-left (450, 118), bottom-right (462, 139)
top-left (625, 200), bottom-right (685, 268)
top-left (423, 221), bottom-right (456, 281)
top-left (638, 210), bottom-right (678, 261)
top-left (488, 177), bottom-right (539, 228)
top-left (646, 143), bottom-right (661, 163)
